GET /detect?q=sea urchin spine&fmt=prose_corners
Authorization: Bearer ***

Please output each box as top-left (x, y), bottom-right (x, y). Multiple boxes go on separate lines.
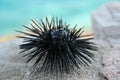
top-left (17, 17), bottom-right (97, 74)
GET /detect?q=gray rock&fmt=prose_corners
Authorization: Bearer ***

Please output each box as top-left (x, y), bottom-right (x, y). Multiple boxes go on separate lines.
top-left (0, 39), bottom-right (102, 80)
top-left (99, 48), bottom-right (120, 80)
top-left (92, 2), bottom-right (120, 48)
top-left (92, 2), bottom-right (120, 80)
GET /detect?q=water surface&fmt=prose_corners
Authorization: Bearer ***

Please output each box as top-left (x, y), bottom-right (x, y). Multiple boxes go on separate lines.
top-left (0, 0), bottom-right (119, 37)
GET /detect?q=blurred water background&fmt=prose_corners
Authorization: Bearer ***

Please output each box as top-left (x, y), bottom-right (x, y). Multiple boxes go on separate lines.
top-left (0, 0), bottom-right (120, 38)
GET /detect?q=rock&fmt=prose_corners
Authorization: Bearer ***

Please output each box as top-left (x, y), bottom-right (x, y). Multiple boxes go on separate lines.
top-left (92, 2), bottom-right (120, 48)
top-left (100, 66), bottom-right (119, 80)
top-left (0, 39), bottom-right (102, 80)
top-left (92, 2), bottom-right (120, 80)
top-left (99, 48), bottom-right (120, 80)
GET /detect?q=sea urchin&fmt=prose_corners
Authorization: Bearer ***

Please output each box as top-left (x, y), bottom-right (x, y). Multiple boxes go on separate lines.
top-left (17, 17), bottom-right (97, 74)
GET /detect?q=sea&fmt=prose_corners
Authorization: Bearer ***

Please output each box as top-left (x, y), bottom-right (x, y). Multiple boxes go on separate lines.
top-left (0, 0), bottom-right (120, 37)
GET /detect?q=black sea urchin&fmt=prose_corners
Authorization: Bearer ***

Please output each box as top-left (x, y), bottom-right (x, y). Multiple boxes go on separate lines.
top-left (17, 17), bottom-right (97, 74)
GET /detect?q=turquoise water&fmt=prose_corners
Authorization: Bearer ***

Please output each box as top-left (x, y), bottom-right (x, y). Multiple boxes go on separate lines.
top-left (0, 0), bottom-right (120, 37)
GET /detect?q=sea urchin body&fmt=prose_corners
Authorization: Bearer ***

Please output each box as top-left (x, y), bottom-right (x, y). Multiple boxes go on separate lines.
top-left (17, 17), bottom-right (97, 74)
